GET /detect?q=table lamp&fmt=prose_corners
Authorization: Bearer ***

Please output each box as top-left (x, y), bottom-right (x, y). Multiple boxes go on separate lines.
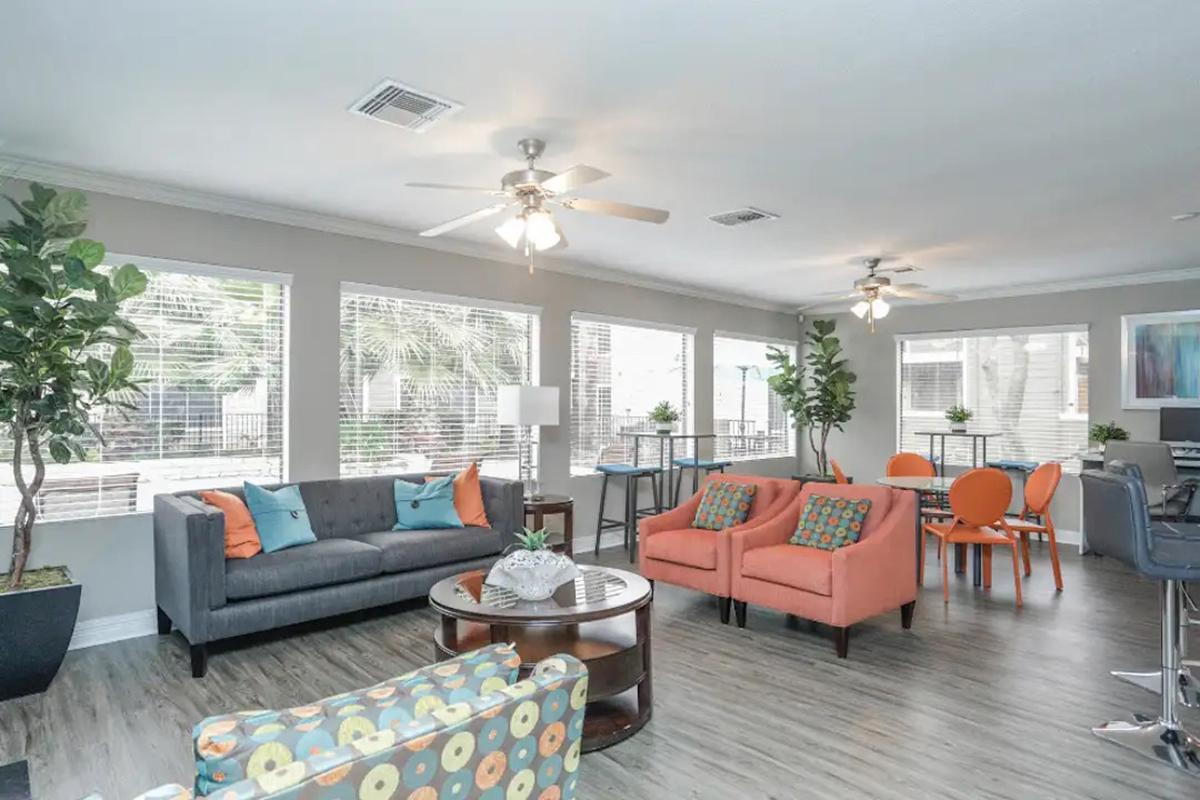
top-left (498, 385), bottom-right (559, 499)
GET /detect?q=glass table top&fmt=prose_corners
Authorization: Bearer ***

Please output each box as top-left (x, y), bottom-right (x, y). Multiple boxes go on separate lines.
top-left (452, 566), bottom-right (629, 611)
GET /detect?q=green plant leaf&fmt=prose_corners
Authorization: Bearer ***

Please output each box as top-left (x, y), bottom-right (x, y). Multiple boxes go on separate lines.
top-left (111, 263), bottom-right (147, 300)
top-left (0, 326), bottom-right (30, 354)
top-left (67, 238), bottom-right (105, 269)
top-left (48, 439), bottom-right (72, 465)
top-left (5, 253), bottom-right (53, 291)
top-left (110, 346), bottom-right (134, 380)
top-left (42, 190), bottom-right (88, 228)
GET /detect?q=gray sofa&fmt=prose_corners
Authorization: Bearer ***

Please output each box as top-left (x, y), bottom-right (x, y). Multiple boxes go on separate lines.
top-left (153, 472), bottom-right (523, 677)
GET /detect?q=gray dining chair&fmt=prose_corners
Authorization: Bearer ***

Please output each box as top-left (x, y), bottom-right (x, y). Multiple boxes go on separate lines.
top-left (1081, 468), bottom-right (1200, 775)
top-left (1104, 441), bottom-right (1198, 521)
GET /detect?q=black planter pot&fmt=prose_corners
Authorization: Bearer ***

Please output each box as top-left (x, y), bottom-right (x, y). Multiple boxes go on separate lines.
top-left (0, 572), bottom-right (81, 702)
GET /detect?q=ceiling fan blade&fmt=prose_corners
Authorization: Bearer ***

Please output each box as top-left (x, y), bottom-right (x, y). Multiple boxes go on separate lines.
top-left (798, 292), bottom-right (864, 311)
top-left (407, 182), bottom-right (505, 195)
top-left (885, 284), bottom-right (957, 302)
top-left (540, 165), bottom-right (609, 194)
top-left (419, 203), bottom-right (513, 238)
top-left (557, 196), bottom-right (669, 224)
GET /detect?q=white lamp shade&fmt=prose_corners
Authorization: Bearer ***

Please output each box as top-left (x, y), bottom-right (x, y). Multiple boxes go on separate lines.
top-left (497, 385), bottom-right (560, 426)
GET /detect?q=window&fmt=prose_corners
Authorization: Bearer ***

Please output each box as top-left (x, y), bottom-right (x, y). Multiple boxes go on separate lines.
top-left (339, 286), bottom-right (539, 479)
top-left (570, 314), bottom-right (694, 475)
top-left (0, 263), bottom-right (289, 522)
top-left (896, 326), bottom-right (1089, 468)
top-left (712, 334), bottom-right (796, 460)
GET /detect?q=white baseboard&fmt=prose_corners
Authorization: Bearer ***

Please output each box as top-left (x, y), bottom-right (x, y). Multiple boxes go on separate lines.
top-left (69, 608), bottom-right (158, 651)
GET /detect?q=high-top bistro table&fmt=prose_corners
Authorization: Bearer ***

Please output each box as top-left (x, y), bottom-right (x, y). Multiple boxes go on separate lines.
top-left (914, 430), bottom-right (1002, 476)
top-left (620, 431), bottom-right (717, 506)
top-left (876, 475), bottom-right (983, 586)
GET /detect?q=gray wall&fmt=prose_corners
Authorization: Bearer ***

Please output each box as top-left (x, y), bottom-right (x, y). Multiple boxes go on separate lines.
top-left (0, 181), bottom-right (801, 623)
top-left (805, 278), bottom-right (1200, 535)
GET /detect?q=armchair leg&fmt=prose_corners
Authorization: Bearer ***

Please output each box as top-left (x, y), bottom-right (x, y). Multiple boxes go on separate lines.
top-left (833, 626), bottom-right (850, 658)
top-left (901, 601), bottom-right (916, 629)
top-left (734, 600), bottom-right (747, 628)
top-left (718, 596), bottom-right (731, 624)
top-left (156, 606), bottom-right (172, 635)
top-left (190, 644), bottom-right (208, 678)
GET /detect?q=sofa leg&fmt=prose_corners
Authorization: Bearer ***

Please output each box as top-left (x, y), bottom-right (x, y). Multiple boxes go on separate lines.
top-left (156, 606), bottom-right (172, 635)
top-left (718, 596), bottom-right (731, 624)
top-left (190, 644), bottom-right (208, 678)
top-left (734, 600), bottom-right (747, 628)
top-left (900, 600), bottom-right (916, 629)
top-left (833, 626), bottom-right (850, 658)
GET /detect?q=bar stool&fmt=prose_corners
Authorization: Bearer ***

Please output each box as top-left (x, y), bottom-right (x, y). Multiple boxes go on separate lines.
top-left (672, 457), bottom-right (733, 505)
top-left (594, 463), bottom-right (663, 562)
top-left (1081, 468), bottom-right (1200, 776)
top-left (987, 459), bottom-right (1039, 527)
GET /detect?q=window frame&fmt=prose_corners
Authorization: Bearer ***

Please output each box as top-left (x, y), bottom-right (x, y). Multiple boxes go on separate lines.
top-left (711, 330), bottom-right (798, 461)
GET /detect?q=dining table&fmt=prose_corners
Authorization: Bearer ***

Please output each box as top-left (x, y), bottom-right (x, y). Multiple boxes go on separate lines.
top-left (876, 475), bottom-right (983, 587)
top-left (619, 431), bottom-right (717, 507)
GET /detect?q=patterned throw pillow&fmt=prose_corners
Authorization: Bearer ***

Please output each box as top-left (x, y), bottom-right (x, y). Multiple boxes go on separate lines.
top-left (692, 480), bottom-right (757, 531)
top-left (790, 494), bottom-right (872, 550)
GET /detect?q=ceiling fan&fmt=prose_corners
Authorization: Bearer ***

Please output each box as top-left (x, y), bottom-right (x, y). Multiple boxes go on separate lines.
top-left (808, 256), bottom-right (957, 332)
top-left (407, 138), bottom-right (670, 271)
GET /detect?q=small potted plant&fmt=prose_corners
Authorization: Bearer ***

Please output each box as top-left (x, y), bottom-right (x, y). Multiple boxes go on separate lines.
top-left (1089, 421), bottom-right (1129, 452)
top-left (945, 404), bottom-right (972, 433)
top-left (648, 401), bottom-right (680, 434)
top-left (487, 528), bottom-right (579, 601)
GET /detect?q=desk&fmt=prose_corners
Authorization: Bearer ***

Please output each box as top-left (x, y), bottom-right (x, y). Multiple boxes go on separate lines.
top-left (876, 475), bottom-right (982, 586)
top-left (913, 430), bottom-right (1002, 476)
top-left (620, 432), bottom-right (716, 506)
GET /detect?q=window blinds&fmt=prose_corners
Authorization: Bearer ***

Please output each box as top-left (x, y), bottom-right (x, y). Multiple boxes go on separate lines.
top-left (0, 268), bottom-right (289, 522)
top-left (339, 288), bottom-right (539, 479)
top-left (897, 327), bottom-right (1089, 468)
top-left (569, 314), bottom-right (694, 475)
top-left (713, 335), bottom-right (796, 461)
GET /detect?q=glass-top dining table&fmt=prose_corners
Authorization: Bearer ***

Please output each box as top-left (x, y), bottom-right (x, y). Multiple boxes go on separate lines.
top-left (619, 431), bottom-right (717, 507)
top-left (876, 475), bottom-right (984, 587)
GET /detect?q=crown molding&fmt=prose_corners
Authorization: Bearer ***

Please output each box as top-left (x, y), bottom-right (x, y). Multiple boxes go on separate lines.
top-left (0, 155), bottom-right (795, 314)
top-left (802, 265), bottom-right (1200, 314)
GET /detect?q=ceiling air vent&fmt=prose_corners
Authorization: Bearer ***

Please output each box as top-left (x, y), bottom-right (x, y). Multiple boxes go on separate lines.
top-left (708, 207), bottom-right (780, 227)
top-left (350, 80), bottom-right (463, 133)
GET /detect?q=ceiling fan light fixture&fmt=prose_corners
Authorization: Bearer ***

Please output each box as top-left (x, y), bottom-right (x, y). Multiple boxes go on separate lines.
top-left (851, 300), bottom-right (870, 319)
top-left (871, 297), bottom-right (891, 319)
top-left (495, 216), bottom-right (526, 248)
top-left (524, 210), bottom-right (560, 251)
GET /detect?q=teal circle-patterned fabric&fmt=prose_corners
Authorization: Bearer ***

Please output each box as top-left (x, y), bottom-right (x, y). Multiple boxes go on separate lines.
top-left (176, 653), bottom-right (588, 800)
top-left (192, 642), bottom-right (521, 796)
top-left (790, 494), bottom-right (872, 550)
top-left (691, 480), bottom-right (757, 531)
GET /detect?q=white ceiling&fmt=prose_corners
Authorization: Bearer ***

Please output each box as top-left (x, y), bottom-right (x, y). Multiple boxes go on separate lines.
top-left (3, 1), bottom-right (1199, 310)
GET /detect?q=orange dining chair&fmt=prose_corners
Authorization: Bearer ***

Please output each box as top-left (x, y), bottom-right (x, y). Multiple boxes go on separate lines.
top-left (830, 458), bottom-right (849, 485)
top-left (922, 468), bottom-right (1022, 607)
top-left (1004, 462), bottom-right (1064, 591)
top-left (886, 452), bottom-right (936, 478)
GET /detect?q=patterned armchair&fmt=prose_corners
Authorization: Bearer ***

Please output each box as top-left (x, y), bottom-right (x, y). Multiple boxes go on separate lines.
top-left (127, 644), bottom-right (587, 800)
top-left (638, 473), bottom-right (800, 623)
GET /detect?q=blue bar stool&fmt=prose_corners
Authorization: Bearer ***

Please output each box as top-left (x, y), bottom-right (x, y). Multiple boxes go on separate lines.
top-left (988, 459), bottom-right (1040, 531)
top-left (672, 457), bottom-right (733, 504)
top-left (594, 463), bottom-right (663, 562)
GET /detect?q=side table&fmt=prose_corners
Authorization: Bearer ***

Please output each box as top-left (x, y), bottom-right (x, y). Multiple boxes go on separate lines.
top-left (524, 494), bottom-right (574, 555)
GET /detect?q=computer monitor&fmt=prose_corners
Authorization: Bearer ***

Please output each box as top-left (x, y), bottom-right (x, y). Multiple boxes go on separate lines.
top-left (1160, 407), bottom-right (1200, 443)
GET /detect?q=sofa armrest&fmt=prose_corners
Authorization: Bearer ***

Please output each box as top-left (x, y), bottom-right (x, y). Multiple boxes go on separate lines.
top-left (730, 494), bottom-right (802, 566)
top-left (153, 494), bottom-right (226, 644)
top-left (639, 490), bottom-right (704, 539)
top-left (208, 654), bottom-right (589, 800)
top-left (478, 476), bottom-right (524, 547)
top-left (830, 490), bottom-right (918, 625)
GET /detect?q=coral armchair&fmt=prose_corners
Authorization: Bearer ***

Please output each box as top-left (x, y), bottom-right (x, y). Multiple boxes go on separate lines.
top-left (638, 473), bottom-right (800, 623)
top-left (731, 483), bottom-right (917, 657)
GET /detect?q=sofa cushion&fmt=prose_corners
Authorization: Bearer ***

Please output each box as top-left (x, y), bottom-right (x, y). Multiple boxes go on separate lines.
top-left (692, 481), bottom-right (757, 531)
top-left (643, 529), bottom-right (718, 570)
top-left (225, 539), bottom-right (382, 601)
top-left (741, 544), bottom-right (832, 595)
top-left (352, 527), bottom-right (503, 573)
top-left (790, 494), bottom-right (871, 550)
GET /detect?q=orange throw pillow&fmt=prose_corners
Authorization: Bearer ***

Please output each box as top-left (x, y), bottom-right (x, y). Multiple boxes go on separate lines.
top-left (427, 463), bottom-right (490, 528)
top-left (200, 490), bottom-right (262, 559)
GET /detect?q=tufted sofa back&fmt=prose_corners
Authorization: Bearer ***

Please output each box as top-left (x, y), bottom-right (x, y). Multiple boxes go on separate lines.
top-left (178, 472), bottom-right (523, 540)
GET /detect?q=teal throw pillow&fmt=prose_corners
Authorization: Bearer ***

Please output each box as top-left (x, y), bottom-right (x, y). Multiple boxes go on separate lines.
top-left (393, 474), bottom-right (464, 530)
top-left (242, 483), bottom-right (317, 553)
top-left (790, 494), bottom-right (871, 550)
top-left (692, 480), bottom-right (757, 531)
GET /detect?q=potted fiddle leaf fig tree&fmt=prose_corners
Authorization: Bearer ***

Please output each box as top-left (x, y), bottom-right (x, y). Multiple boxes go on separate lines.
top-left (0, 183), bottom-right (147, 701)
top-left (767, 318), bottom-right (856, 478)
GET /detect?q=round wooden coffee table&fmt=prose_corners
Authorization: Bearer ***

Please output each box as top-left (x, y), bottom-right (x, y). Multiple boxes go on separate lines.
top-left (429, 565), bottom-right (652, 752)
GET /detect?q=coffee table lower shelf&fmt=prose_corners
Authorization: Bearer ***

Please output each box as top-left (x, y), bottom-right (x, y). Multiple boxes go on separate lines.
top-left (433, 613), bottom-right (652, 752)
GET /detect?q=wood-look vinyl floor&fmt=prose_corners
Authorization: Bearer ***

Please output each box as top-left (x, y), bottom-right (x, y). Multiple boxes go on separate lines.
top-left (1, 541), bottom-right (1197, 799)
